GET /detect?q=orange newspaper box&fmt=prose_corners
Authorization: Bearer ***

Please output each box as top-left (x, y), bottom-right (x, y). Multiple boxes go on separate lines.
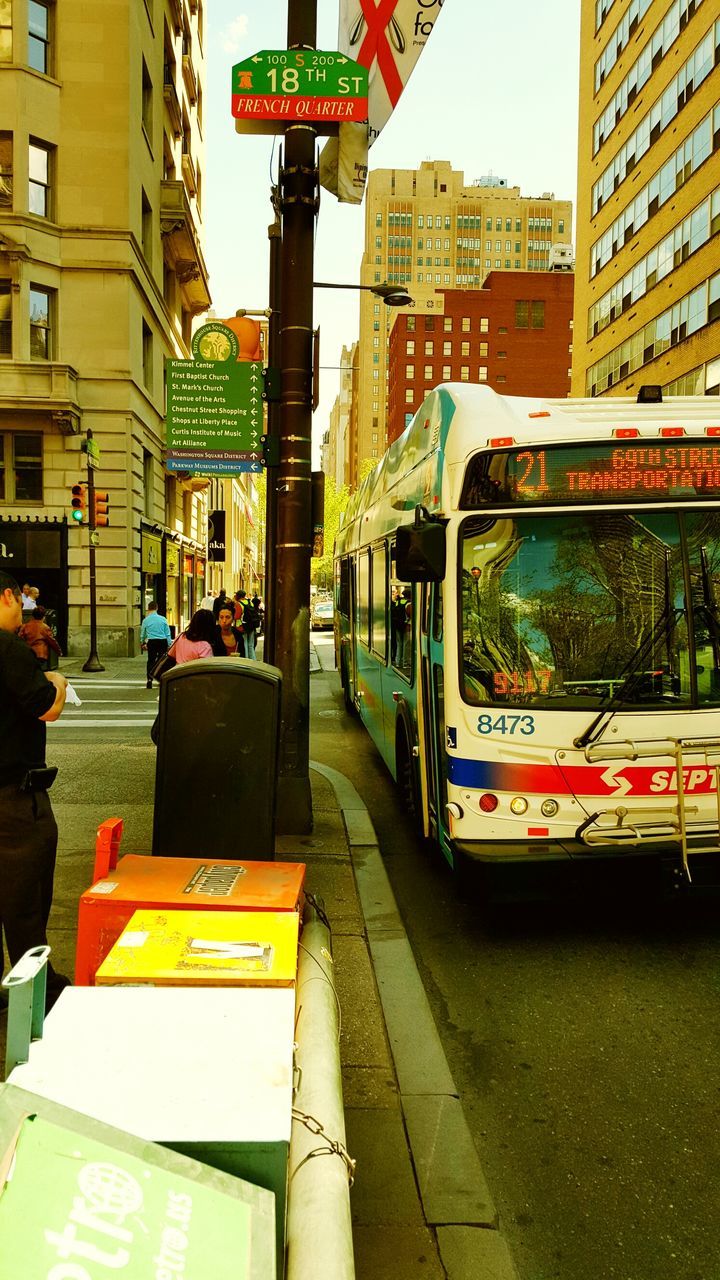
top-left (95, 909), bottom-right (300, 988)
top-left (75, 823), bottom-right (305, 985)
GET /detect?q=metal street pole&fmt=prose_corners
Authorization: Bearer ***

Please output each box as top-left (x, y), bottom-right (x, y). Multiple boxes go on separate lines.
top-left (264, 202), bottom-right (282, 667)
top-left (274, 0), bottom-right (317, 833)
top-left (82, 429), bottom-right (105, 673)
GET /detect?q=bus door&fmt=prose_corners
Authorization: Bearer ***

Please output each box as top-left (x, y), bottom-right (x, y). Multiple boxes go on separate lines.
top-left (419, 582), bottom-right (448, 845)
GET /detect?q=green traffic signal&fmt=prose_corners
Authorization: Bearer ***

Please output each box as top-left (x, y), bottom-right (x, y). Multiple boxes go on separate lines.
top-left (71, 483), bottom-right (86, 523)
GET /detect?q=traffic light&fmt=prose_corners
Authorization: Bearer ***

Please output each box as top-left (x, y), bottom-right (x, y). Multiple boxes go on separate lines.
top-left (92, 490), bottom-right (110, 528)
top-left (70, 483), bottom-right (86, 523)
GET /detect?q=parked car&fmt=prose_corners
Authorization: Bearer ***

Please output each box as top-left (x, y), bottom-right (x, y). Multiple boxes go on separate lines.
top-left (310, 599), bottom-right (334, 630)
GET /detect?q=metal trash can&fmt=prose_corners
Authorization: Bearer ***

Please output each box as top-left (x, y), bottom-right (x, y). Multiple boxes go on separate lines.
top-left (152, 658), bottom-right (282, 859)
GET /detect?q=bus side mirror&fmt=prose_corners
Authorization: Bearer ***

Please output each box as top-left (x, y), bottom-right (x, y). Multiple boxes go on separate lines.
top-left (396, 510), bottom-right (446, 582)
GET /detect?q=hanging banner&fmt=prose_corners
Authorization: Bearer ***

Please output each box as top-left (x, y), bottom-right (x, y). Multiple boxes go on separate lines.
top-left (208, 510), bottom-right (227, 563)
top-left (320, 0), bottom-right (447, 203)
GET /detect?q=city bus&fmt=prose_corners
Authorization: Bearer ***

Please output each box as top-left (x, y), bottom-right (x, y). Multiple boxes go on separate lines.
top-left (334, 385), bottom-right (720, 886)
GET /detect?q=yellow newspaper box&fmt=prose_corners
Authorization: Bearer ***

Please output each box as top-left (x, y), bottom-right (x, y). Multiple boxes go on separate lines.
top-left (95, 909), bottom-right (300, 988)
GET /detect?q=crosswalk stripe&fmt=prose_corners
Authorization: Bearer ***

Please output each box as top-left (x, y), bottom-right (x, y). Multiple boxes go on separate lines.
top-left (49, 719), bottom-right (156, 728)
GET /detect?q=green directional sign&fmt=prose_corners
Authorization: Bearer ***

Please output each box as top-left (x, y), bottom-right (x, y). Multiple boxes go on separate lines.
top-left (166, 360), bottom-right (263, 453)
top-left (231, 49), bottom-right (368, 125)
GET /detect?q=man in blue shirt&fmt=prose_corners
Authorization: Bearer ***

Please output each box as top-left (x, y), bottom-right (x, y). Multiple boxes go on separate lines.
top-left (140, 601), bottom-right (172, 688)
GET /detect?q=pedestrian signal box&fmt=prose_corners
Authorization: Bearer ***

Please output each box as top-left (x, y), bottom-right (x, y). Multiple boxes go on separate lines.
top-left (92, 490), bottom-right (110, 527)
top-left (70, 483), bottom-right (85, 523)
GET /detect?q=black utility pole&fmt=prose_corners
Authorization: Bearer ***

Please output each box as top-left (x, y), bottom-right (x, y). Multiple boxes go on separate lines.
top-left (275, 0), bottom-right (317, 833)
top-left (82, 429), bottom-right (105, 673)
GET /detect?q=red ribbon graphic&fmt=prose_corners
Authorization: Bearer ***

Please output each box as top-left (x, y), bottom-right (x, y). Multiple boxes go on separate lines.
top-left (357, 0), bottom-right (404, 108)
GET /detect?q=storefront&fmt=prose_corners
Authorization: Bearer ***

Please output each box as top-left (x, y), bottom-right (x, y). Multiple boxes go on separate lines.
top-left (140, 530), bottom-right (163, 615)
top-left (0, 517), bottom-right (69, 650)
top-left (165, 542), bottom-right (180, 634)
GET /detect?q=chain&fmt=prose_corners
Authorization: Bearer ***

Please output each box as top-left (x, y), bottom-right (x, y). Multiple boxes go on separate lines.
top-left (291, 1108), bottom-right (356, 1186)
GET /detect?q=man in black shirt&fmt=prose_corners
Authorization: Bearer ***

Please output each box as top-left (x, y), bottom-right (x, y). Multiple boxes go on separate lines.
top-left (0, 571), bottom-right (69, 1007)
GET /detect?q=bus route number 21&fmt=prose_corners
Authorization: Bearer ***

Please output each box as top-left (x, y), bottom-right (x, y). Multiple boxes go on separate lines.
top-left (477, 714), bottom-right (535, 736)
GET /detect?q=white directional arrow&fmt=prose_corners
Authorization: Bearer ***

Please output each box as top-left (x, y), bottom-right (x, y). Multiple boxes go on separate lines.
top-left (252, 55), bottom-right (262, 63)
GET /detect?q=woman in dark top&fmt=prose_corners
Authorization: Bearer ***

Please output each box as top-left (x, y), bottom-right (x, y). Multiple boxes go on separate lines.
top-left (213, 605), bottom-right (245, 657)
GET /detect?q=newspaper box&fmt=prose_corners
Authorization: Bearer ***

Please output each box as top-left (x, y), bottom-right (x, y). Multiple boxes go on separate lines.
top-left (75, 855), bottom-right (305, 984)
top-left (95, 908), bottom-right (300, 987)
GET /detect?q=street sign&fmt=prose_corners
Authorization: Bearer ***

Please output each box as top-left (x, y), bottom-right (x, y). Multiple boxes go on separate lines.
top-left (166, 360), bottom-right (263, 454)
top-left (231, 49), bottom-right (368, 125)
top-left (166, 457), bottom-right (263, 475)
top-left (81, 437), bottom-right (101, 469)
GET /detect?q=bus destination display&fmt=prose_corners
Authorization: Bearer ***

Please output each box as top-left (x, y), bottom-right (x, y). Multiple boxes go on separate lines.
top-left (461, 441), bottom-right (720, 507)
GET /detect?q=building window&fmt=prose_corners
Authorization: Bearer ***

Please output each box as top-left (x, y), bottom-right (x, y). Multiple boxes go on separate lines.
top-left (142, 58), bottom-right (153, 141)
top-left (0, 431), bottom-right (43, 503)
top-left (29, 140), bottom-right (51, 216)
top-left (479, 342), bottom-right (488, 356)
top-left (442, 365), bottom-right (451, 379)
top-left (495, 218), bottom-right (501, 230)
top-left (515, 300), bottom-right (529, 328)
top-left (443, 316), bottom-right (452, 331)
top-left (376, 212), bottom-right (382, 225)
top-left (28, 0), bottom-right (50, 73)
top-left (460, 366), bottom-right (469, 381)
top-left (478, 366), bottom-right (488, 381)
top-left (498, 350), bottom-right (507, 359)
top-left (405, 388), bottom-right (414, 403)
top-left (0, 280), bottom-right (11, 354)
top-left (461, 341), bottom-right (470, 357)
top-left (424, 364), bottom-right (433, 381)
top-left (407, 316), bottom-right (415, 331)
top-left (406, 339), bottom-right (415, 354)
top-left (496, 375), bottom-right (506, 383)
top-left (480, 317), bottom-right (489, 333)
top-left (461, 317), bottom-right (470, 332)
top-left (442, 340), bottom-right (451, 355)
top-left (142, 318), bottom-right (153, 389)
top-left (405, 364), bottom-right (414, 379)
top-left (424, 340), bottom-right (433, 354)
top-left (373, 353), bottom-right (379, 364)
top-left (531, 300), bottom-right (545, 329)
top-left (0, 1), bottom-right (10, 60)
top-left (0, 132), bottom-right (11, 209)
top-left (29, 285), bottom-right (52, 358)
top-left (141, 189), bottom-right (152, 263)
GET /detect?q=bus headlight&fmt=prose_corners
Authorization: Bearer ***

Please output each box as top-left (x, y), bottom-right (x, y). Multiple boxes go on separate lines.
top-left (510, 796), bottom-right (528, 815)
top-left (541, 798), bottom-right (559, 817)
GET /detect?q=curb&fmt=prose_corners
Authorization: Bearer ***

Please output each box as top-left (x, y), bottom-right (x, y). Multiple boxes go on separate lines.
top-left (309, 761), bottom-right (520, 1280)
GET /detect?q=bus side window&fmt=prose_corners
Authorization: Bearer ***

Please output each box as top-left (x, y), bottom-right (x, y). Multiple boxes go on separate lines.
top-left (339, 557), bottom-right (350, 617)
top-left (371, 542), bottom-right (387, 662)
top-left (357, 549), bottom-right (371, 648)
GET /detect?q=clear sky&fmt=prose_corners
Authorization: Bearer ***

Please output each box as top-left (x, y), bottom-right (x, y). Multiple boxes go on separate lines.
top-left (205, 1), bottom-right (581, 462)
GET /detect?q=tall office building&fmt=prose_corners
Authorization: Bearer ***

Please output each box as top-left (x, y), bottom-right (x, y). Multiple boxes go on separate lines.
top-left (572, 0), bottom-right (720, 399)
top-left (353, 160), bottom-right (572, 481)
top-left (0, 0), bottom-right (209, 654)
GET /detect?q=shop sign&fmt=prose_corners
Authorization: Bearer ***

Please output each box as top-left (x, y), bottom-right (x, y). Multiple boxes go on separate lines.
top-left (141, 533), bottom-right (162, 574)
top-left (196, 558), bottom-right (206, 579)
top-left (183, 555), bottom-right (194, 575)
top-left (166, 544), bottom-right (180, 577)
top-left (208, 510), bottom-right (226, 562)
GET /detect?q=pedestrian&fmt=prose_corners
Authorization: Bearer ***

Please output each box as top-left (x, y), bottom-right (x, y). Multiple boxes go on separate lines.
top-left (18, 605), bottom-right (62, 671)
top-left (252, 595), bottom-right (264, 637)
top-left (171, 608), bottom-right (216, 663)
top-left (0, 571), bottom-right (70, 1010)
top-left (239, 591), bottom-right (260, 661)
top-left (199, 588), bottom-right (216, 611)
top-left (149, 609), bottom-right (216, 745)
top-left (213, 604), bottom-right (245, 657)
top-left (391, 587), bottom-right (406, 665)
top-left (21, 583), bottom-right (35, 611)
top-left (212, 588), bottom-right (228, 620)
top-left (140, 600), bottom-right (172, 689)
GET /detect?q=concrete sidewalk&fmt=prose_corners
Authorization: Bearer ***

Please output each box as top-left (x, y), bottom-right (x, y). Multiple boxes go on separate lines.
top-left (1, 649), bottom-right (517, 1279)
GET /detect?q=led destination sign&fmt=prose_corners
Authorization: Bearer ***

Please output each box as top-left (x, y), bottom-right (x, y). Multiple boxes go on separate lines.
top-left (461, 441), bottom-right (720, 507)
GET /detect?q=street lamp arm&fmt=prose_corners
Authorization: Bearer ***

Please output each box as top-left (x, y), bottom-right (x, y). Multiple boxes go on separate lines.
top-left (313, 281), bottom-right (413, 306)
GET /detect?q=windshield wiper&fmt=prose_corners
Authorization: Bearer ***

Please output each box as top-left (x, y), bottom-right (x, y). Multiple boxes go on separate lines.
top-left (573, 604), bottom-right (685, 750)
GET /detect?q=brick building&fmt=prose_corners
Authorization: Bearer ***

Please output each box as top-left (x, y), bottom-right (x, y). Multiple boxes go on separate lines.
top-left (386, 271), bottom-right (574, 444)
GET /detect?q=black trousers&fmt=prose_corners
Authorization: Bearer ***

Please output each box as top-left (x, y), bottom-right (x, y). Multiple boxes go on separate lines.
top-left (0, 781), bottom-right (69, 1006)
top-left (146, 638), bottom-right (168, 682)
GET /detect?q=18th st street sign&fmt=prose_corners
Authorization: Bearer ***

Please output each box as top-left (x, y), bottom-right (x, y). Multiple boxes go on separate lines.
top-left (231, 49), bottom-right (368, 125)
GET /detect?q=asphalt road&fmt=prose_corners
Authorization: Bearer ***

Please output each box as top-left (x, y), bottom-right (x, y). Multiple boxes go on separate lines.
top-left (311, 633), bottom-right (719, 1280)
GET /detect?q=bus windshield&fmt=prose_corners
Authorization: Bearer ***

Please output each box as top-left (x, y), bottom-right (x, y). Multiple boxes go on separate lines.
top-left (460, 510), bottom-right (720, 710)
